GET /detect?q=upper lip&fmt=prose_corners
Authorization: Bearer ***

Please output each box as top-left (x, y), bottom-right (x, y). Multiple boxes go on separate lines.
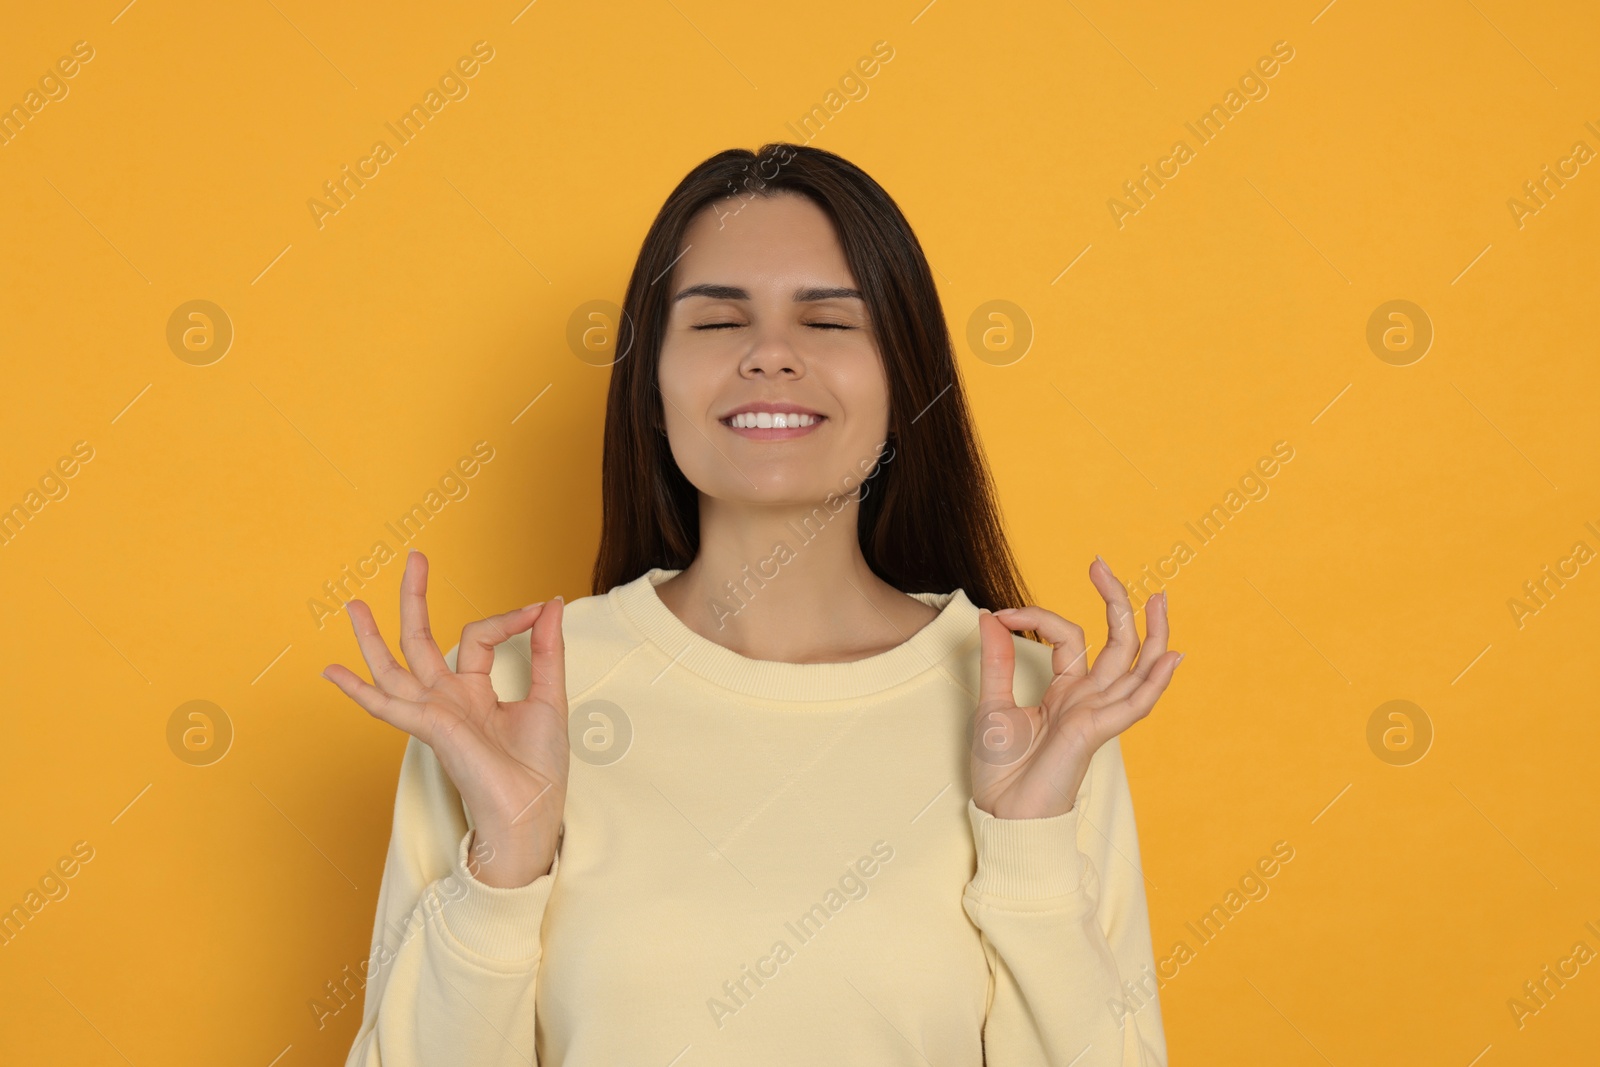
top-left (717, 401), bottom-right (825, 420)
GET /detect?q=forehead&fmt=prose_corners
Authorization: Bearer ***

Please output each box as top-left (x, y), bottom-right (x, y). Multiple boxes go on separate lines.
top-left (674, 191), bottom-right (855, 286)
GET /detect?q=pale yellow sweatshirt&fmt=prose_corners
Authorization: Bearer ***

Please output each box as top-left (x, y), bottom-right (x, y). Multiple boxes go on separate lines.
top-left (344, 567), bottom-right (1167, 1066)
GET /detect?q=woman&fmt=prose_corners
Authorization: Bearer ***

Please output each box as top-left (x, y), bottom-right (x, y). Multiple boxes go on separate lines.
top-left (325, 142), bottom-right (1179, 1065)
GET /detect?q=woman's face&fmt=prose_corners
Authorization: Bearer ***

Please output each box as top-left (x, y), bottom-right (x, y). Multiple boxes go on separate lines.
top-left (657, 191), bottom-right (890, 509)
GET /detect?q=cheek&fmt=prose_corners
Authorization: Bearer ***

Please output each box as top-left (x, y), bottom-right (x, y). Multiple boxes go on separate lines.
top-left (655, 345), bottom-right (723, 472)
top-left (656, 344), bottom-right (711, 415)
top-left (824, 348), bottom-right (890, 433)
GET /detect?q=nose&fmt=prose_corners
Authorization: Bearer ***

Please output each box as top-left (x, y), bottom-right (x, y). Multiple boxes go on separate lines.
top-left (738, 326), bottom-right (805, 379)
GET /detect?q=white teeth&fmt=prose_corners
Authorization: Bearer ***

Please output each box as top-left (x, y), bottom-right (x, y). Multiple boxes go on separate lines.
top-left (729, 411), bottom-right (818, 429)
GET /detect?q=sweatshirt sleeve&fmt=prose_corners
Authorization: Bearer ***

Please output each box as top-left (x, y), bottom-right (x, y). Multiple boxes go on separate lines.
top-left (343, 645), bottom-right (559, 1066)
top-left (962, 734), bottom-right (1167, 1067)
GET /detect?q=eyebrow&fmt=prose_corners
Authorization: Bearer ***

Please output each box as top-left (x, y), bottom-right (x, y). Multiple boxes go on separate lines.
top-left (672, 283), bottom-right (865, 304)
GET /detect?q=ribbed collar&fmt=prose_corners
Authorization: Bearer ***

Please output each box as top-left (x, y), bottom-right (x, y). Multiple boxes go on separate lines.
top-left (610, 567), bottom-right (979, 702)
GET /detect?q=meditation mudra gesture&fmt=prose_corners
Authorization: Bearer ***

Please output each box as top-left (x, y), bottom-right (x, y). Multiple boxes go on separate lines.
top-left (324, 142), bottom-right (1181, 1066)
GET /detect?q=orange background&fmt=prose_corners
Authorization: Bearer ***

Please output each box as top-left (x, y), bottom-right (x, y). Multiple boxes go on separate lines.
top-left (2, 1), bottom-right (1597, 1063)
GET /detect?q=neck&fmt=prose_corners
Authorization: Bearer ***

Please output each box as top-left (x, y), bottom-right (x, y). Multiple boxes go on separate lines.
top-left (655, 492), bottom-right (938, 664)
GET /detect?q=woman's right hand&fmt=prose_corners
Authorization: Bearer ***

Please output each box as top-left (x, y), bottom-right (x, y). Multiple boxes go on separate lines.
top-left (323, 550), bottom-right (569, 887)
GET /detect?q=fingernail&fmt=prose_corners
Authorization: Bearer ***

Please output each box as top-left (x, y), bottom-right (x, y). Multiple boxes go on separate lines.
top-left (320, 670), bottom-right (333, 682)
top-left (1174, 652), bottom-right (1186, 666)
top-left (522, 601), bottom-right (544, 611)
top-left (553, 595), bottom-right (564, 604)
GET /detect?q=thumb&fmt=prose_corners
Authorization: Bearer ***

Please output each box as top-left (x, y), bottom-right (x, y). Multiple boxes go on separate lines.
top-left (972, 609), bottom-right (1033, 769)
top-left (523, 597), bottom-right (567, 710)
top-left (976, 609), bottom-right (1017, 710)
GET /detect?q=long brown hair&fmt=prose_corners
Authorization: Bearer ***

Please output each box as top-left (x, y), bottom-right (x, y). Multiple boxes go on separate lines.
top-left (590, 142), bottom-right (1034, 620)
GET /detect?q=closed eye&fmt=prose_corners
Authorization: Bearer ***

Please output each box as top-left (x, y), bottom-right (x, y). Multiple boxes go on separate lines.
top-left (692, 322), bottom-right (857, 330)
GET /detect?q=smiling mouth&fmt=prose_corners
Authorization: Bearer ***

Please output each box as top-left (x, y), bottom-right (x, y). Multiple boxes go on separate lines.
top-left (722, 411), bottom-right (822, 429)
top-left (720, 411), bottom-right (826, 437)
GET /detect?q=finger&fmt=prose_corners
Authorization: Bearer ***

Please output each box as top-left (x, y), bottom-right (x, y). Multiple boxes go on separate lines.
top-left (345, 599), bottom-right (427, 701)
top-left (398, 551), bottom-right (450, 686)
top-left (1087, 557), bottom-right (1141, 688)
top-left (520, 597), bottom-right (567, 710)
top-left (990, 605), bottom-right (1089, 679)
top-left (1095, 651), bottom-right (1181, 738)
top-left (323, 663), bottom-right (428, 735)
top-left (457, 602), bottom-right (545, 676)
top-left (1102, 591), bottom-right (1170, 702)
top-left (975, 609), bottom-right (1018, 710)
top-left (1131, 590), bottom-right (1170, 681)
top-left (972, 610), bottom-right (1034, 767)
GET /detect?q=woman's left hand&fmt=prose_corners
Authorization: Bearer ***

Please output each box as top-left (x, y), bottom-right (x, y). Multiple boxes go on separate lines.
top-left (971, 557), bottom-right (1183, 820)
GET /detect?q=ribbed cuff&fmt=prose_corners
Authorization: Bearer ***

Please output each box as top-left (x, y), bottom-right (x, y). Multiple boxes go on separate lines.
top-left (437, 829), bottom-right (558, 963)
top-left (966, 797), bottom-right (1088, 901)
